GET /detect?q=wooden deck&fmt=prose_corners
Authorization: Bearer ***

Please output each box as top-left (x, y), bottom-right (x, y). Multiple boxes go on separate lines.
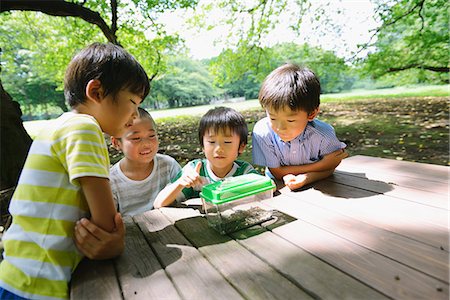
top-left (71, 155), bottom-right (449, 299)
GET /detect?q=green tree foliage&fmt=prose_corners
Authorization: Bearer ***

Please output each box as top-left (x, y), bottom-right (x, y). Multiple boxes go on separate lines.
top-left (1, 0), bottom-right (198, 117)
top-left (195, 0), bottom-right (447, 85)
top-left (1, 12), bottom-right (104, 116)
top-left (360, 0), bottom-right (449, 83)
top-left (148, 58), bottom-right (220, 108)
top-left (211, 43), bottom-right (355, 94)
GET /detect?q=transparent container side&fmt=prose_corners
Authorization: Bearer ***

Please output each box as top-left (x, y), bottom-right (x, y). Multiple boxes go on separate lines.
top-left (202, 189), bottom-right (274, 234)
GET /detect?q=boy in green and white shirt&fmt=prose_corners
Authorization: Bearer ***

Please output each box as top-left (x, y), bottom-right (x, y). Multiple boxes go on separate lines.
top-left (154, 107), bottom-right (259, 208)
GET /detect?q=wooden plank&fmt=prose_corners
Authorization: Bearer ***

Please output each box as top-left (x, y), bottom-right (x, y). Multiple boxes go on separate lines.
top-left (230, 226), bottom-right (389, 299)
top-left (263, 194), bottom-right (449, 283)
top-left (160, 207), bottom-right (313, 300)
top-left (338, 155), bottom-right (449, 185)
top-left (315, 179), bottom-right (448, 230)
top-left (70, 258), bottom-right (121, 300)
top-left (114, 217), bottom-right (181, 299)
top-left (330, 171), bottom-right (448, 209)
top-left (134, 209), bottom-right (243, 300)
top-left (284, 180), bottom-right (449, 249)
top-left (273, 220), bottom-right (449, 300)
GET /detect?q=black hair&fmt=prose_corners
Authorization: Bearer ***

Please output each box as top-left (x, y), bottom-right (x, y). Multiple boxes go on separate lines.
top-left (198, 107), bottom-right (248, 147)
top-left (64, 42), bottom-right (150, 107)
top-left (258, 63), bottom-right (320, 114)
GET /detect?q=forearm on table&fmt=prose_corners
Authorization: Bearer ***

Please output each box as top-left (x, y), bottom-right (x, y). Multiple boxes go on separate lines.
top-left (301, 169), bottom-right (335, 186)
top-left (269, 159), bottom-right (336, 180)
top-left (79, 177), bottom-right (117, 232)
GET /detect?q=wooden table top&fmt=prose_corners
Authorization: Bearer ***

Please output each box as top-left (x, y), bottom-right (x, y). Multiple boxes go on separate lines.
top-left (71, 155), bottom-right (449, 299)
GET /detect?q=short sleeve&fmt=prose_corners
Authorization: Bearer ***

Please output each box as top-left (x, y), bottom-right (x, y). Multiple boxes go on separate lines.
top-left (252, 120), bottom-right (281, 168)
top-left (52, 117), bottom-right (109, 186)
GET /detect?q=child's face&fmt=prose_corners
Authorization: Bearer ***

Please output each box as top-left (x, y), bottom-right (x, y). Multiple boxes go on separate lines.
top-left (202, 127), bottom-right (245, 175)
top-left (116, 118), bottom-right (159, 164)
top-left (99, 89), bottom-right (142, 138)
top-left (266, 106), bottom-right (318, 142)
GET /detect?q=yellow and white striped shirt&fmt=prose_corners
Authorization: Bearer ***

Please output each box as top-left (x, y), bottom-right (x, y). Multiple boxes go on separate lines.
top-left (0, 112), bottom-right (109, 299)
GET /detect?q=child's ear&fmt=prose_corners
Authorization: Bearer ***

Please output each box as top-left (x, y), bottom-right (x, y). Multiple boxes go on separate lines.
top-left (307, 108), bottom-right (320, 121)
top-left (111, 136), bottom-right (122, 151)
top-left (238, 143), bottom-right (246, 154)
top-left (85, 79), bottom-right (104, 103)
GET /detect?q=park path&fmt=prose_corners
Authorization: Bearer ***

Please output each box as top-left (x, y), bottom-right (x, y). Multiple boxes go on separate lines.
top-left (23, 100), bottom-right (262, 138)
top-left (149, 99), bottom-right (261, 119)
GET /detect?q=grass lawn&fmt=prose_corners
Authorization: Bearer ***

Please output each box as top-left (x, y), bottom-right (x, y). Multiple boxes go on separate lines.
top-left (23, 85), bottom-right (449, 167)
top-left (149, 96), bottom-right (448, 169)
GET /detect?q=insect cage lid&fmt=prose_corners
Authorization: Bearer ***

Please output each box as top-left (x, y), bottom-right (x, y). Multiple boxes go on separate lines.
top-left (200, 173), bottom-right (275, 205)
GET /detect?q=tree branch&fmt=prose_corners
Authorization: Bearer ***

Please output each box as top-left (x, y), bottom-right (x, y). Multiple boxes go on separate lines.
top-left (351, 0), bottom-right (426, 61)
top-left (388, 65), bottom-right (449, 73)
top-left (1, 0), bottom-right (119, 45)
top-left (111, 0), bottom-right (118, 34)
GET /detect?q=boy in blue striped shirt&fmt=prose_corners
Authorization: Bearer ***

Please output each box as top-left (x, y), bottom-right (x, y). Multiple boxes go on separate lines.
top-left (252, 63), bottom-right (347, 190)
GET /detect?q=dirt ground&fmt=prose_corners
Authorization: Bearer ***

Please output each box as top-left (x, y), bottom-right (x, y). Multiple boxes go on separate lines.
top-left (110, 96), bottom-right (449, 167)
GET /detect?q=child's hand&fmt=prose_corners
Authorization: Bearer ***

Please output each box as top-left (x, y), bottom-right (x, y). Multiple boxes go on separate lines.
top-left (283, 173), bottom-right (307, 190)
top-left (178, 161), bottom-right (203, 188)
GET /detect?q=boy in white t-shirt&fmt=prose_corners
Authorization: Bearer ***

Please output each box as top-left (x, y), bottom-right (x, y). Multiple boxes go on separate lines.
top-left (110, 107), bottom-right (181, 216)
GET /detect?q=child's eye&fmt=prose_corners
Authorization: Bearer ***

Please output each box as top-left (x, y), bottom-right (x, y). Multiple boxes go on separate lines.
top-left (207, 140), bottom-right (215, 144)
top-left (131, 137), bottom-right (141, 141)
top-left (149, 134), bottom-right (156, 139)
top-left (287, 120), bottom-right (296, 123)
top-left (130, 99), bottom-right (137, 105)
top-left (224, 141), bottom-right (232, 144)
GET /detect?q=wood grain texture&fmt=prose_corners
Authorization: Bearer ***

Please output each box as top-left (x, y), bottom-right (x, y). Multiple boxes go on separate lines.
top-left (285, 180), bottom-right (449, 249)
top-left (231, 227), bottom-right (388, 299)
top-left (274, 220), bottom-right (448, 299)
top-left (161, 207), bottom-right (313, 300)
top-left (70, 258), bottom-right (121, 300)
top-left (337, 155), bottom-right (449, 187)
top-left (134, 209), bottom-right (243, 300)
top-left (263, 194), bottom-right (449, 283)
top-left (114, 216), bottom-right (181, 299)
top-left (331, 171), bottom-right (448, 209)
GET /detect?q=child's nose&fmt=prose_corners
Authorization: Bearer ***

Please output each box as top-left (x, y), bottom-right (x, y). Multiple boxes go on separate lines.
top-left (276, 122), bottom-right (287, 131)
top-left (131, 107), bottom-right (139, 119)
top-left (215, 144), bottom-right (224, 152)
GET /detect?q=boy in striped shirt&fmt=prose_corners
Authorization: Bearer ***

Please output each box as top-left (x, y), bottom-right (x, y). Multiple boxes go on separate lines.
top-left (0, 42), bottom-right (150, 299)
top-left (252, 63), bottom-right (347, 190)
top-left (154, 107), bottom-right (259, 208)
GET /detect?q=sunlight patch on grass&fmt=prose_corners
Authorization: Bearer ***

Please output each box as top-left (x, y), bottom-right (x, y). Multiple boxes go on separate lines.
top-left (322, 85), bottom-right (449, 102)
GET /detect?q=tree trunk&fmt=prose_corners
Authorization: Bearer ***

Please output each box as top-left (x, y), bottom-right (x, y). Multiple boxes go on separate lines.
top-left (1, 81), bottom-right (32, 190)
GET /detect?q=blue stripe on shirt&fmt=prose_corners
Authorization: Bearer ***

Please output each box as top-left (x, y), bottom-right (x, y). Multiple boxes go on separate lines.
top-left (252, 117), bottom-right (346, 168)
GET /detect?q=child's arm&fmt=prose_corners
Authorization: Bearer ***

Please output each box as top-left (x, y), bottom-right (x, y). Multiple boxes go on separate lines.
top-left (78, 176), bottom-right (117, 232)
top-left (269, 149), bottom-right (348, 180)
top-left (283, 169), bottom-right (335, 190)
top-left (154, 162), bottom-right (202, 209)
top-left (74, 212), bottom-right (125, 259)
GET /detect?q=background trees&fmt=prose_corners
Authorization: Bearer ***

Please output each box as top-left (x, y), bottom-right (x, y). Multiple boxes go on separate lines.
top-left (2, 0), bottom-right (447, 114)
top-left (361, 0), bottom-right (449, 84)
top-left (1, 0), bottom-right (448, 189)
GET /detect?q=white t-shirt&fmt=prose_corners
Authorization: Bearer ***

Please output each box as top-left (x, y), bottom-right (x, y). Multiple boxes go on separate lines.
top-left (110, 153), bottom-right (181, 216)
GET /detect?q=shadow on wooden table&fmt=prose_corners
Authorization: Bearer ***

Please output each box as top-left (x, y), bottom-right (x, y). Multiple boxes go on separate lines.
top-left (172, 208), bottom-right (297, 248)
top-left (280, 171), bottom-right (395, 199)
